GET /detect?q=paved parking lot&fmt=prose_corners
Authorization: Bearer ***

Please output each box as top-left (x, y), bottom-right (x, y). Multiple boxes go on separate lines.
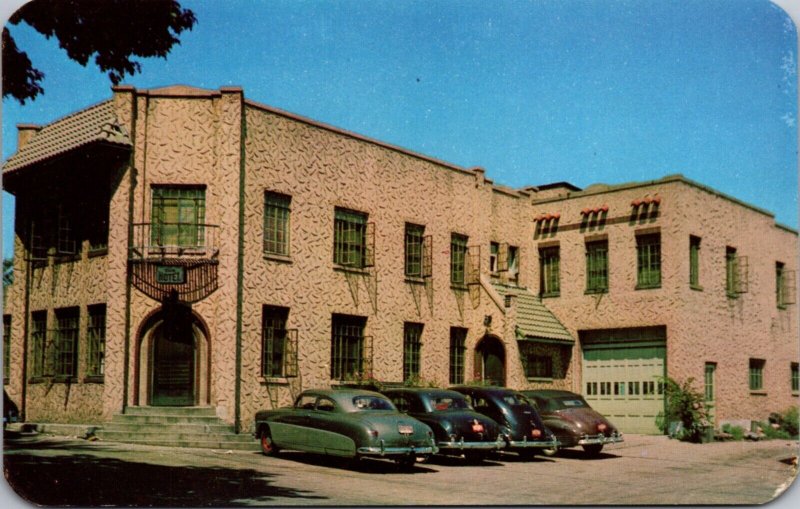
top-left (2, 430), bottom-right (798, 506)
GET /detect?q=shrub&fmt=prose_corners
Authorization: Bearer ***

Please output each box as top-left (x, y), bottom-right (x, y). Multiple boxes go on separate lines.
top-left (721, 423), bottom-right (745, 441)
top-left (402, 375), bottom-right (439, 388)
top-left (656, 376), bottom-right (712, 442)
top-left (781, 406), bottom-right (799, 438)
top-left (759, 423), bottom-right (791, 440)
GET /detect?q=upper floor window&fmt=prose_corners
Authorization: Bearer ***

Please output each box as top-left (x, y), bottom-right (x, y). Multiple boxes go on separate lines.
top-left (450, 233), bottom-right (468, 285)
top-left (53, 307), bottom-right (79, 378)
top-left (725, 247), bottom-right (748, 298)
top-left (489, 242), bottom-right (499, 274)
top-left (404, 223), bottom-right (425, 277)
top-left (585, 239), bottom-right (608, 294)
top-left (86, 304), bottom-right (106, 379)
top-left (507, 245), bottom-right (519, 282)
top-left (636, 233), bottom-right (661, 289)
top-left (539, 246), bottom-right (560, 297)
top-left (689, 236), bottom-right (701, 289)
top-left (264, 192), bottom-right (291, 257)
top-left (775, 262), bottom-right (795, 309)
top-left (3, 315), bottom-right (10, 383)
top-left (333, 208), bottom-right (372, 268)
top-left (151, 186), bottom-right (206, 248)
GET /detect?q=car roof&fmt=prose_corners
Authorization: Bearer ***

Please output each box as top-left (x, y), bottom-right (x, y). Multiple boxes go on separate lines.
top-left (299, 389), bottom-right (388, 408)
top-left (450, 386), bottom-right (518, 395)
top-left (383, 388), bottom-right (466, 399)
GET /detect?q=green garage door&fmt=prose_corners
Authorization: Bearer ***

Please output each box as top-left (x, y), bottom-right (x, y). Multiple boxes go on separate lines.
top-left (581, 329), bottom-right (666, 435)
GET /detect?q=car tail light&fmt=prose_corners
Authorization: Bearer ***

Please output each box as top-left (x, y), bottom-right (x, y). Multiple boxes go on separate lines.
top-left (598, 423), bottom-right (607, 432)
top-left (369, 429), bottom-right (379, 438)
top-left (471, 419), bottom-right (485, 433)
top-left (531, 428), bottom-right (542, 438)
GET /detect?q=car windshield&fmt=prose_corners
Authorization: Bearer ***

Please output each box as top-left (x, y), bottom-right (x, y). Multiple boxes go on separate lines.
top-left (428, 396), bottom-right (469, 412)
top-left (352, 396), bottom-right (395, 411)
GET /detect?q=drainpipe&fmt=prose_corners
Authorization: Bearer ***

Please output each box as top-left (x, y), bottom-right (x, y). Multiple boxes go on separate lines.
top-left (230, 88), bottom-right (246, 434)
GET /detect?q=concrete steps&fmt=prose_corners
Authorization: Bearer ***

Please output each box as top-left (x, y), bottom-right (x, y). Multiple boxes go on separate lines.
top-left (95, 406), bottom-right (259, 451)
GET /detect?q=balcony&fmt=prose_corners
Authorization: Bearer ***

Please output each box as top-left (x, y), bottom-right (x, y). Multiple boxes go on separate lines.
top-left (129, 222), bottom-right (220, 304)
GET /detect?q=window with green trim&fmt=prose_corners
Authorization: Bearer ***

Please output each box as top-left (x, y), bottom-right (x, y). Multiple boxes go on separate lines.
top-left (791, 363), bottom-right (798, 393)
top-left (507, 245), bottom-right (519, 282)
top-left (262, 306), bottom-right (289, 377)
top-left (749, 358), bottom-right (765, 391)
top-left (690, 236), bottom-right (701, 288)
top-left (489, 242), bottom-right (499, 274)
top-left (333, 208), bottom-right (368, 268)
top-left (264, 192), bottom-right (291, 256)
top-left (449, 327), bottom-right (467, 384)
top-left (53, 307), bottom-right (79, 378)
top-left (404, 223), bottom-right (425, 277)
top-left (539, 246), bottom-right (560, 296)
top-left (331, 314), bottom-right (366, 380)
top-left (450, 233), bottom-right (468, 285)
top-left (86, 304), bottom-right (106, 378)
top-left (726, 247), bottom-right (738, 297)
top-left (403, 322), bottom-right (423, 381)
top-left (704, 362), bottom-right (716, 401)
top-left (523, 352), bottom-right (553, 379)
top-left (636, 233), bottom-right (661, 288)
top-left (151, 186), bottom-right (206, 248)
top-left (585, 240), bottom-right (608, 293)
top-left (776, 262), bottom-right (787, 308)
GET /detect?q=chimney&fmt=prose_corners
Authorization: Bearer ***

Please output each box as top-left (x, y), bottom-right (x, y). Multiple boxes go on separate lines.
top-left (17, 124), bottom-right (41, 150)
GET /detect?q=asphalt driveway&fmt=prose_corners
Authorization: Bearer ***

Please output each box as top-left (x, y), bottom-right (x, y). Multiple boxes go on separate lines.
top-left (2, 430), bottom-right (798, 506)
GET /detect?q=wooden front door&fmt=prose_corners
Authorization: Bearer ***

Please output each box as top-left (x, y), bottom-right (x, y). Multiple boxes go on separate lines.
top-left (151, 324), bottom-right (195, 406)
top-left (475, 336), bottom-right (506, 386)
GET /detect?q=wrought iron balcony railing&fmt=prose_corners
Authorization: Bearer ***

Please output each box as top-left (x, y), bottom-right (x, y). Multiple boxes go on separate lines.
top-left (130, 222), bottom-right (220, 260)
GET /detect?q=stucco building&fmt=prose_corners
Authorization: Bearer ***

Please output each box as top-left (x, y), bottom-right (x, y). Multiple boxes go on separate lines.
top-left (2, 85), bottom-right (797, 438)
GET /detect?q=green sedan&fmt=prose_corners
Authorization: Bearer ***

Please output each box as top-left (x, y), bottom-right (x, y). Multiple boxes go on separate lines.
top-left (254, 389), bottom-right (438, 468)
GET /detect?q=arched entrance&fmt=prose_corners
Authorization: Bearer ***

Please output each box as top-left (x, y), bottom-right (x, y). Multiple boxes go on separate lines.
top-left (475, 335), bottom-right (506, 386)
top-left (135, 307), bottom-right (210, 407)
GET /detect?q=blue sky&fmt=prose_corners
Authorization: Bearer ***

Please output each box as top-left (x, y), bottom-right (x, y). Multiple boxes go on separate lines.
top-left (2, 0), bottom-right (798, 259)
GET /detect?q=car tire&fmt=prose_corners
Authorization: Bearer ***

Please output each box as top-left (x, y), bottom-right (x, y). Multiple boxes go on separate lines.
top-left (582, 444), bottom-right (603, 456)
top-left (259, 427), bottom-right (279, 456)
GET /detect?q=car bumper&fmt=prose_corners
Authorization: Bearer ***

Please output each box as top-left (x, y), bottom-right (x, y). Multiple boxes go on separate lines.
top-left (506, 436), bottom-right (560, 449)
top-left (577, 433), bottom-right (624, 446)
top-left (437, 437), bottom-right (506, 451)
top-left (357, 440), bottom-right (439, 457)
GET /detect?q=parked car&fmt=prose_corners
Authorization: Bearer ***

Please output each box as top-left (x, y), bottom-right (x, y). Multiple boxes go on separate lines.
top-left (450, 386), bottom-right (558, 459)
top-left (3, 390), bottom-right (20, 429)
top-left (254, 389), bottom-right (438, 468)
top-left (382, 388), bottom-right (504, 462)
top-left (523, 389), bottom-right (623, 456)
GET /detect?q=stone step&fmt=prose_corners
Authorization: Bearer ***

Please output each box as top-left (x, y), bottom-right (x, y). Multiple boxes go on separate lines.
top-left (98, 437), bottom-right (260, 451)
top-left (96, 430), bottom-right (255, 444)
top-left (123, 406), bottom-right (218, 417)
top-left (100, 422), bottom-right (234, 434)
top-left (110, 414), bottom-right (226, 425)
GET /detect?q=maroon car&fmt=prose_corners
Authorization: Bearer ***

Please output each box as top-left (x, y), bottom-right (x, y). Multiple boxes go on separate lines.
top-left (523, 389), bottom-right (623, 456)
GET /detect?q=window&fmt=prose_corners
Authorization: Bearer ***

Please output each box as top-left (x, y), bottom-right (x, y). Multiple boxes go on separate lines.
top-left (449, 327), bottom-right (467, 384)
top-left (489, 242), bottom-right (499, 274)
top-left (636, 233), bottom-right (661, 288)
top-left (262, 306), bottom-right (289, 377)
top-left (507, 245), bottom-right (519, 281)
top-left (334, 208), bottom-right (370, 268)
top-left (53, 307), bottom-right (79, 378)
top-left (690, 236), bottom-right (701, 289)
top-left (749, 358), bottom-right (765, 391)
top-left (585, 240), bottom-right (608, 293)
top-left (704, 362), bottom-right (716, 401)
top-left (331, 314), bottom-right (367, 380)
top-left (524, 353), bottom-right (553, 379)
top-left (403, 323), bottom-right (423, 381)
top-left (151, 186), bottom-right (206, 248)
top-left (792, 363), bottom-right (799, 393)
top-left (450, 233), bottom-right (468, 285)
top-left (264, 192), bottom-right (291, 256)
top-left (3, 315), bottom-right (10, 383)
top-left (776, 262), bottom-right (789, 308)
top-left (30, 311), bottom-right (47, 378)
top-left (86, 305), bottom-right (106, 378)
top-left (726, 247), bottom-right (749, 297)
top-left (539, 246), bottom-right (560, 296)
top-left (404, 223), bottom-right (425, 277)
top-left (628, 381), bottom-right (640, 395)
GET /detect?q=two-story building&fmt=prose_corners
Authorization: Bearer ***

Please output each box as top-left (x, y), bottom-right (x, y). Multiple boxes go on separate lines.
top-left (2, 85), bottom-right (797, 438)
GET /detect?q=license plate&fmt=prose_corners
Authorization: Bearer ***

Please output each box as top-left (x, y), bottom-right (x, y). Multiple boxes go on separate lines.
top-left (471, 423), bottom-right (484, 432)
top-left (398, 424), bottom-right (414, 435)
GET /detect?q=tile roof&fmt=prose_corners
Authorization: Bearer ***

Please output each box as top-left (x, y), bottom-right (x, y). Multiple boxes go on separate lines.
top-left (3, 100), bottom-right (131, 174)
top-left (491, 283), bottom-right (574, 343)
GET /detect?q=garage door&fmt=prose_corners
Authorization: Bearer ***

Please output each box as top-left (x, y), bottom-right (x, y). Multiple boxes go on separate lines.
top-left (582, 345), bottom-right (666, 435)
